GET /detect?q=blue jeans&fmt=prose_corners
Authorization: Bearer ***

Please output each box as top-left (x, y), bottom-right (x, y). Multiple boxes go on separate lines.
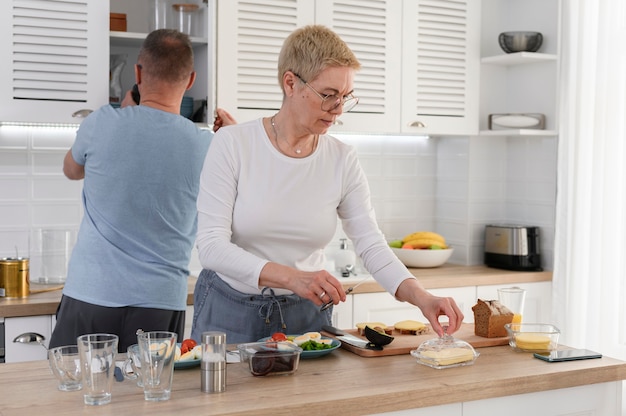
top-left (191, 269), bottom-right (332, 343)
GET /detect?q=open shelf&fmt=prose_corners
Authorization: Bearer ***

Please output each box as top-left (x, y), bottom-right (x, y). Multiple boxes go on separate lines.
top-left (110, 31), bottom-right (208, 47)
top-left (479, 129), bottom-right (558, 136)
top-left (481, 52), bottom-right (557, 66)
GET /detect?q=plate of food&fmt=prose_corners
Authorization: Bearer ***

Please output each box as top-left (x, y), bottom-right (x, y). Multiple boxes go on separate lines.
top-left (258, 331), bottom-right (341, 359)
top-left (174, 339), bottom-right (202, 369)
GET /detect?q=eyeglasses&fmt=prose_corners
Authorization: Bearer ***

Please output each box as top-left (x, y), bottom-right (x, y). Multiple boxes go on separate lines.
top-left (293, 72), bottom-right (359, 113)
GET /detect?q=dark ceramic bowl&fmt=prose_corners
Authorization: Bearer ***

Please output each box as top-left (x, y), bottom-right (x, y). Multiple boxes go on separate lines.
top-left (498, 31), bottom-right (543, 53)
top-left (364, 325), bottom-right (394, 347)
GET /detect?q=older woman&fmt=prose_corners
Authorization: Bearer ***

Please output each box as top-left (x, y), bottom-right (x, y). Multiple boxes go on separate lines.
top-left (191, 25), bottom-right (464, 343)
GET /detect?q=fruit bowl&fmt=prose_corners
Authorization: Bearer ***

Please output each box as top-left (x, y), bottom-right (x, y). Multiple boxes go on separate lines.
top-left (391, 247), bottom-right (453, 268)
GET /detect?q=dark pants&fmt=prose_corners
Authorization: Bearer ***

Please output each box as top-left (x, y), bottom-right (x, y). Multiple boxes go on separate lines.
top-left (49, 295), bottom-right (185, 352)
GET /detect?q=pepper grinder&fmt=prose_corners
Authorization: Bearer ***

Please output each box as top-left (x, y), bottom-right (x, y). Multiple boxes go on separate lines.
top-left (201, 331), bottom-right (226, 393)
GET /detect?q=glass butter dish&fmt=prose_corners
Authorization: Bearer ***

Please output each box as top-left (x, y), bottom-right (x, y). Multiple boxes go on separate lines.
top-left (410, 335), bottom-right (479, 369)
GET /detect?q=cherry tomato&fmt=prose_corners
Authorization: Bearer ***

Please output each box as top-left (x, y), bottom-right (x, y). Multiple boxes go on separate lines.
top-left (181, 339), bottom-right (197, 354)
top-left (270, 332), bottom-right (287, 342)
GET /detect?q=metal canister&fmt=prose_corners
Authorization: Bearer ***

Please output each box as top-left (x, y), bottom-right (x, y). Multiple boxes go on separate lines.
top-left (0, 257), bottom-right (29, 298)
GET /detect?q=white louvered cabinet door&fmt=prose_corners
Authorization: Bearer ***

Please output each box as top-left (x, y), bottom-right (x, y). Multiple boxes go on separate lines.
top-left (0, 0), bottom-right (109, 124)
top-left (215, 0), bottom-right (314, 124)
top-left (401, 0), bottom-right (480, 136)
top-left (215, 0), bottom-right (402, 133)
top-left (315, 0), bottom-right (402, 133)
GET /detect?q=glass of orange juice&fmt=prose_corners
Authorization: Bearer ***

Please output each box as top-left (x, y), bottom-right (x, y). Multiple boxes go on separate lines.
top-left (498, 287), bottom-right (526, 323)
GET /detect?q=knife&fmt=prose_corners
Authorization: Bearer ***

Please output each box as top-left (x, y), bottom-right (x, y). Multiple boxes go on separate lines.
top-left (321, 325), bottom-right (382, 351)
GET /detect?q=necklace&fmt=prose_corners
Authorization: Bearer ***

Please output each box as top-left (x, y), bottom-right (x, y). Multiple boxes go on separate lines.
top-left (271, 115), bottom-right (318, 156)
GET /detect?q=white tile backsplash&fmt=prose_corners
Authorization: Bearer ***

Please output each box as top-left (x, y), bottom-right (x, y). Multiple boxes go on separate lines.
top-left (0, 127), bottom-right (556, 273)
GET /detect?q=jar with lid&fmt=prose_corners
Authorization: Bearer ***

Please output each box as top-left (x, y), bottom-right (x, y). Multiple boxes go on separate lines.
top-left (172, 2), bottom-right (201, 36)
top-left (148, 0), bottom-right (173, 31)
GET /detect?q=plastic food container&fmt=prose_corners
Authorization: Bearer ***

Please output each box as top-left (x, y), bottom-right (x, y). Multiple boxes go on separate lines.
top-left (237, 342), bottom-right (302, 376)
top-left (410, 335), bottom-right (479, 369)
top-left (504, 323), bottom-right (560, 352)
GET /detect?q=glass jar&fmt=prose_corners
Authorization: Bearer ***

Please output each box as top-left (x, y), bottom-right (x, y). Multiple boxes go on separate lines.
top-left (148, 0), bottom-right (172, 31)
top-left (172, 3), bottom-right (200, 36)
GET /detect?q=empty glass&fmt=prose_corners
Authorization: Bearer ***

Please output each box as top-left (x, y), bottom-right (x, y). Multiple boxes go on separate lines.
top-left (137, 331), bottom-right (177, 401)
top-left (48, 345), bottom-right (82, 391)
top-left (77, 333), bottom-right (119, 406)
top-left (121, 343), bottom-right (143, 387)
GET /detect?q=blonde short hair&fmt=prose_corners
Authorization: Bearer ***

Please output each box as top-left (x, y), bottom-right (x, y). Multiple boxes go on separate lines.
top-left (277, 25), bottom-right (361, 91)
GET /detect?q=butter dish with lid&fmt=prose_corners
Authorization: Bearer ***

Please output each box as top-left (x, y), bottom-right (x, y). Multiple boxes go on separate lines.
top-left (410, 335), bottom-right (479, 369)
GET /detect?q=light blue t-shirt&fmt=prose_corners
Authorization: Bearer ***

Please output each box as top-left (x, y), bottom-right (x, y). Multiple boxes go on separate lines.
top-left (62, 104), bottom-right (212, 310)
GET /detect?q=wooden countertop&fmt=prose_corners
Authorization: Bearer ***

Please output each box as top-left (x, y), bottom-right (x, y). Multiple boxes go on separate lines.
top-left (0, 265), bottom-right (552, 318)
top-left (0, 344), bottom-right (623, 415)
top-left (352, 264), bottom-right (552, 294)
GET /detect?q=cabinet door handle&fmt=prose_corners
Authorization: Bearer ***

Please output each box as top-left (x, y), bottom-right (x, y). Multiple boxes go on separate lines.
top-left (13, 332), bottom-right (47, 351)
top-left (409, 121), bottom-right (426, 128)
top-left (72, 109), bottom-right (93, 118)
top-left (333, 119), bottom-right (343, 126)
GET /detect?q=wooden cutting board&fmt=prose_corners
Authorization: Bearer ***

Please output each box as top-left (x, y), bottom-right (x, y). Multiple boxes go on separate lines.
top-left (321, 323), bottom-right (509, 357)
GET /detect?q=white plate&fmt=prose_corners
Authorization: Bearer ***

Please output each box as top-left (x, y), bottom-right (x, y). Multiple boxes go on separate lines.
top-left (174, 343), bottom-right (201, 369)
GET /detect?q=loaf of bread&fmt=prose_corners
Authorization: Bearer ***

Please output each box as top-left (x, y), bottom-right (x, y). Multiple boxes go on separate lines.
top-left (472, 299), bottom-right (513, 338)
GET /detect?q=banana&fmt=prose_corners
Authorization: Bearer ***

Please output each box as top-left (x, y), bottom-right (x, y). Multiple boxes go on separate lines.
top-left (403, 238), bottom-right (447, 249)
top-left (401, 231), bottom-right (445, 245)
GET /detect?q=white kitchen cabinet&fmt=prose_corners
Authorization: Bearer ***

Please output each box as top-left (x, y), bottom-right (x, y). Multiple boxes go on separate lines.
top-left (330, 295), bottom-right (353, 330)
top-left (375, 382), bottom-right (622, 416)
top-left (352, 286), bottom-right (477, 327)
top-left (215, 0), bottom-right (403, 134)
top-left (108, 0), bottom-right (213, 120)
top-left (475, 281), bottom-right (552, 324)
top-left (4, 315), bottom-right (53, 363)
top-left (463, 382), bottom-right (621, 416)
top-left (400, 0), bottom-right (481, 136)
top-left (478, 0), bottom-right (560, 136)
top-left (0, 0), bottom-right (109, 124)
top-left (216, 0), bottom-right (480, 135)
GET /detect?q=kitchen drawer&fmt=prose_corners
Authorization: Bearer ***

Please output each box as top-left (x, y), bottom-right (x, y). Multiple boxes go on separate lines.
top-left (4, 315), bottom-right (53, 363)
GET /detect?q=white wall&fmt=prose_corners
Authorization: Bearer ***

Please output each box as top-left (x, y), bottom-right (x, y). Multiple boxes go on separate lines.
top-left (0, 125), bottom-right (556, 282)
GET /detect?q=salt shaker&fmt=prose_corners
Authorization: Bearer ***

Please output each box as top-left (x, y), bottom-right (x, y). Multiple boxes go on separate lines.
top-left (201, 331), bottom-right (226, 393)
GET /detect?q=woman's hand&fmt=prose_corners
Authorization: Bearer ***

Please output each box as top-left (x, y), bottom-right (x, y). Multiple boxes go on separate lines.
top-left (259, 263), bottom-right (346, 307)
top-left (395, 278), bottom-right (465, 337)
top-left (213, 108), bottom-right (237, 132)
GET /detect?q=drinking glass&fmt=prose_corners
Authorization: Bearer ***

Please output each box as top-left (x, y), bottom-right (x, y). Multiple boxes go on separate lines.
top-left (137, 331), bottom-right (177, 401)
top-left (77, 333), bottom-right (118, 405)
top-left (48, 345), bottom-right (82, 391)
top-left (498, 287), bottom-right (526, 323)
top-left (121, 343), bottom-right (143, 387)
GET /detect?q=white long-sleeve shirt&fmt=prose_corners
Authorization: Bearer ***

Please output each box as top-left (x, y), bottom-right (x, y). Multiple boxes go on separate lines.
top-left (196, 118), bottom-right (413, 296)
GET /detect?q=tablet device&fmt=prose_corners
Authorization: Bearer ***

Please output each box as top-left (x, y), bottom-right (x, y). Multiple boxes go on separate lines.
top-left (534, 349), bottom-right (602, 362)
